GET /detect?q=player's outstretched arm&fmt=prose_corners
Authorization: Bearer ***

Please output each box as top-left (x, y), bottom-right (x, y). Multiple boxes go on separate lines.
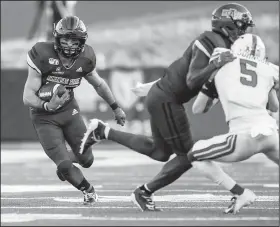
top-left (23, 66), bottom-right (46, 109)
top-left (186, 46), bottom-right (217, 90)
top-left (186, 45), bottom-right (235, 90)
top-left (84, 69), bottom-right (126, 126)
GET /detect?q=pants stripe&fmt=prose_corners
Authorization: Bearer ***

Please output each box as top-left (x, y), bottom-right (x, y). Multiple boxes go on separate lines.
top-left (194, 135), bottom-right (236, 160)
top-left (192, 135), bottom-right (232, 156)
top-left (167, 103), bottom-right (186, 152)
top-left (205, 135), bottom-right (237, 160)
top-left (162, 103), bottom-right (177, 148)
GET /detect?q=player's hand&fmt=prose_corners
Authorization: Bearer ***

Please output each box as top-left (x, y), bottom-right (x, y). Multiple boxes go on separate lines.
top-left (211, 50), bottom-right (236, 68)
top-left (131, 82), bottom-right (150, 97)
top-left (113, 107), bottom-right (126, 126)
top-left (47, 88), bottom-right (70, 111)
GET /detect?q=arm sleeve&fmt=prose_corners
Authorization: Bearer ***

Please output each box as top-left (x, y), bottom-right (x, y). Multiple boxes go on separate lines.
top-left (27, 43), bottom-right (44, 74)
top-left (84, 46), bottom-right (97, 74)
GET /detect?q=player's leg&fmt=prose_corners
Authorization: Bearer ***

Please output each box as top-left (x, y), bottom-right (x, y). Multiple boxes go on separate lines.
top-left (32, 117), bottom-right (97, 204)
top-left (262, 130), bottom-right (279, 165)
top-left (188, 133), bottom-right (257, 214)
top-left (63, 112), bottom-right (94, 168)
top-left (132, 102), bottom-right (194, 211)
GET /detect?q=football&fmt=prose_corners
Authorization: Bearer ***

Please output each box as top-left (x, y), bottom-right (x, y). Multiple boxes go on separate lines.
top-left (37, 83), bottom-right (67, 102)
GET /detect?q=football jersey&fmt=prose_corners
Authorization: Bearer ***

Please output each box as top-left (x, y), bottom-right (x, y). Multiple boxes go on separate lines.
top-left (27, 42), bottom-right (96, 113)
top-left (214, 55), bottom-right (279, 123)
top-left (157, 30), bottom-right (231, 104)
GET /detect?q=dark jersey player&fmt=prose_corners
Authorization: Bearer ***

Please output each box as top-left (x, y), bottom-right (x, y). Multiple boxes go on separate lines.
top-left (23, 16), bottom-right (126, 204)
top-left (80, 3), bottom-right (255, 211)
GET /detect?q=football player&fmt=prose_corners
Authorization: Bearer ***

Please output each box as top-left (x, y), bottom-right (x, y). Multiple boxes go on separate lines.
top-left (188, 34), bottom-right (279, 214)
top-left (23, 16), bottom-right (126, 204)
top-left (80, 3), bottom-right (255, 211)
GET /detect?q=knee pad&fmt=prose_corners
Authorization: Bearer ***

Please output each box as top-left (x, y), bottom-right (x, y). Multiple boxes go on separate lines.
top-left (80, 156), bottom-right (94, 168)
top-left (57, 160), bottom-right (73, 175)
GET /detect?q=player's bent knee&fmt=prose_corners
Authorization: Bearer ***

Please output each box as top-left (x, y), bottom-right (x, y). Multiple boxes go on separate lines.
top-left (57, 160), bottom-right (73, 175)
top-left (80, 156), bottom-right (94, 168)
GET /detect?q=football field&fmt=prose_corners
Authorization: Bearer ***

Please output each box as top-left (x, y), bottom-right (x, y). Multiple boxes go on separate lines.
top-left (1, 144), bottom-right (279, 226)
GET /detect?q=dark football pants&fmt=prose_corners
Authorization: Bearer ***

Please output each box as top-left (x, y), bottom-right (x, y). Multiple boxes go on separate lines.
top-left (146, 85), bottom-right (194, 156)
top-left (30, 107), bottom-right (93, 167)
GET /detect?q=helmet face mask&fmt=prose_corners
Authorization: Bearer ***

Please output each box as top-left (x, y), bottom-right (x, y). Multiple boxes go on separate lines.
top-left (212, 3), bottom-right (255, 43)
top-left (53, 16), bottom-right (88, 59)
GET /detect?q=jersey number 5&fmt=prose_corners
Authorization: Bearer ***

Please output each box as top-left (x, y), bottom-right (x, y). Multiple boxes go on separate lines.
top-left (240, 59), bottom-right (258, 87)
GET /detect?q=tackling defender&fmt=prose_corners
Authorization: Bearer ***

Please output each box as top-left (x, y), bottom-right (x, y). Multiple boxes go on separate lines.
top-left (80, 3), bottom-right (255, 211)
top-left (189, 34), bottom-right (279, 214)
top-left (23, 16), bottom-right (126, 204)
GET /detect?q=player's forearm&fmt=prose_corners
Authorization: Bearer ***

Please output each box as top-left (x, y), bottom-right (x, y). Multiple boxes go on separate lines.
top-left (94, 79), bottom-right (116, 106)
top-left (193, 92), bottom-right (218, 114)
top-left (187, 63), bottom-right (217, 90)
top-left (23, 92), bottom-right (45, 109)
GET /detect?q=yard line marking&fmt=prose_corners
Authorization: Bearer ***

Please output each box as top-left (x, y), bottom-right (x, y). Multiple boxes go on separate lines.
top-left (2, 194), bottom-right (278, 202)
top-left (1, 183), bottom-right (278, 193)
top-left (1, 206), bottom-right (278, 210)
top-left (263, 184), bottom-right (279, 188)
top-left (0, 185), bottom-right (103, 193)
top-left (1, 213), bottom-right (278, 223)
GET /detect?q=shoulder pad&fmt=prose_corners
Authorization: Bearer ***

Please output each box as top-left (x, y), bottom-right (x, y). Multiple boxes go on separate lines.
top-left (196, 31), bottom-right (228, 57)
top-left (82, 44), bottom-right (96, 73)
top-left (27, 42), bottom-right (54, 74)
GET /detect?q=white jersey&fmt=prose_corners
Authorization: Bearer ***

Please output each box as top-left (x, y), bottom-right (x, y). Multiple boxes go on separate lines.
top-left (214, 55), bottom-right (278, 131)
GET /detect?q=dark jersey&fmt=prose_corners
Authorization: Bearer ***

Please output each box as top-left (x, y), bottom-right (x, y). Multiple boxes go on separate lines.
top-left (27, 42), bottom-right (96, 114)
top-left (157, 31), bottom-right (231, 104)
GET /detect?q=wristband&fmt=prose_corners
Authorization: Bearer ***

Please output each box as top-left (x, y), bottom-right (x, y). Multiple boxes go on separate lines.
top-left (110, 102), bottom-right (119, 110)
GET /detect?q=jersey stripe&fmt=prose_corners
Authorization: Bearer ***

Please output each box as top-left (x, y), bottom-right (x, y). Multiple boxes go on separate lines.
top-left (201, 36), bottom-right (216, 54)
top-left (251, 35), bottom-right (257, 56)
top-left (26, 53), bottom-right (42, 74)
top-left (194, 40), bottom-right (211, 58)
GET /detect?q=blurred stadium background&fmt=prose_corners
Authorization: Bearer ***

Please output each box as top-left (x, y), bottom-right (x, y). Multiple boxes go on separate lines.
top-left (1, 1), bottom-right (279, 226)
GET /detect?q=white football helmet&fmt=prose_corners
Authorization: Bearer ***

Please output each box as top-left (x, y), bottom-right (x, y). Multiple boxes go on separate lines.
top-left (231, 34), bottom-right (266, 60)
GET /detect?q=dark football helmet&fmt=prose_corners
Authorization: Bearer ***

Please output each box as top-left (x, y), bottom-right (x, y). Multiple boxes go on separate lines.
top-left (53, 16), bottom-right (88, 58)
top-left (212, 3), bottom-right (254, 43)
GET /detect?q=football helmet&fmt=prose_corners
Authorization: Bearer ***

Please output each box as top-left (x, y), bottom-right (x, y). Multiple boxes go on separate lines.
top-left (231, 34), bottom-right (266, 60)
top-left (53, 16), bottom-right (88, 58)
top-left (212, 3), bottom-right (255, 43)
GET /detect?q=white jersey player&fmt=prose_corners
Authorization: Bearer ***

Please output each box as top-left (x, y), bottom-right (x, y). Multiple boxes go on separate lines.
top-left (188, 34), bottom-right (279, 214)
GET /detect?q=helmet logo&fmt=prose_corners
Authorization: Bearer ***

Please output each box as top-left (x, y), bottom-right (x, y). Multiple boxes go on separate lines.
top-left (221, 9), bottom-right (245, 20)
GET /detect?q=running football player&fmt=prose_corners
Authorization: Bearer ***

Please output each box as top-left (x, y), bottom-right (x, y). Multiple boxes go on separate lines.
top-left (188, 34), bottom-right (279, 214)
top-left (23, 16), bottom-right (126, 204)
top-left (80, 3), bottom-right (255, 211)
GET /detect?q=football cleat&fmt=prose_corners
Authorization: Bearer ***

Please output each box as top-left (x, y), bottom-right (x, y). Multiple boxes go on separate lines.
top-left (83, 190), bottom-right (98, 205)
top-left (56, 169), bottom-right (66, 181)
top-left (224, 189), bottom-right (256, 214)
top-left (131, 187), bottom-right (162, 212)
top-left (79, 119), bottom-right (100, 155)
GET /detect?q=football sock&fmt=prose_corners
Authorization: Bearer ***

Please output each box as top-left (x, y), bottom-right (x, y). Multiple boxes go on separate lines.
top-left (192, 161), bottom-right (236, 191)
top-left (230, 184), bottom-right (245, 195)
top-left (139, 184), bottom-right (152, 195)
top-left (108, 129), bottom-right (157, 158)
top-left (62, 165), bottom-right (89, 190)
top-left (146, 155), bottom-right (192, 193)
top-left (76, 177), bottom-right (95, 193)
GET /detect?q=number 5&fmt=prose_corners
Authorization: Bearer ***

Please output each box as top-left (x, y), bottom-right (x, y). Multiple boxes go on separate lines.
top-left (240, 59), bottom-right (258, 87)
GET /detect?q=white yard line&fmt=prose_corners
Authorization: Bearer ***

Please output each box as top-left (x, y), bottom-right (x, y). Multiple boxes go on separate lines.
top-left (1, 206), bottom-right (278, 210)
top-left (1, 213), bottom-right (278, 223)
top-left (1, 194), bottom-right (279, 202)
